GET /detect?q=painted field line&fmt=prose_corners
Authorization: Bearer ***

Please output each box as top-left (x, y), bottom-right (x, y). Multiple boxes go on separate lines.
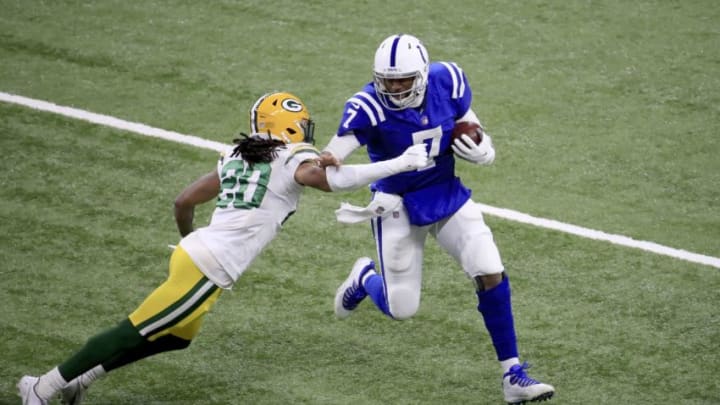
top-left (0, 92), bottom-right (226, 152)
top-left (478, 204), bottom-right (719, 269)
top-left (2, 91), bottom-right (718, 270)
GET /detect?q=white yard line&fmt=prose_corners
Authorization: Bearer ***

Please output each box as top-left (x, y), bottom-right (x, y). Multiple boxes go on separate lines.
top-left (0, 92), bottom-right (226, 152)
top-left (2, 91), bottom-right (719, 270)
top-left (477, 204), bottom-right (720, 269)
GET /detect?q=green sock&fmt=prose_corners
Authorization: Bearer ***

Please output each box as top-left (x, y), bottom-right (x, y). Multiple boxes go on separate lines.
top-left (58, 318), bottom-right (144, 380)
top-left (103, 334), bottom-right (191, 371)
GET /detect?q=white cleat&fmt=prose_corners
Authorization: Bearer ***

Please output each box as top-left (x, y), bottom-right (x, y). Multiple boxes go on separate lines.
top-left (17, 376), bottom-right (48, 405)
top-left (334, 257), bottom-right (374, 318)
top-left (503, 363), bottom-right (555, 404)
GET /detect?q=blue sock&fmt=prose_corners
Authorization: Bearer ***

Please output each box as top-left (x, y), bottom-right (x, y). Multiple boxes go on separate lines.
top-left (476, 276), bottom-right (519, 361)
top-left (363, 273), bottom-right (392, 317)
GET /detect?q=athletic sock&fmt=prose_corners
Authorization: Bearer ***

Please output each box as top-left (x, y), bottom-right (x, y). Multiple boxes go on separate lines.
top-left (363, 272), bottom-right (391, 316)
top-left (74, 364), bottom-right (106, 389)
top-left (500, 357), bottom-right (520, 374)
top-left (103, 334), bottom-right (191, 371)
top-left (476, 276), bottom-right (519, 361)
top-left (58, 318), bottom-right (144, 381)
top-left (52, 332), bottom-right (191, 394)
top-left (35, 367), bottom-right (67, 400)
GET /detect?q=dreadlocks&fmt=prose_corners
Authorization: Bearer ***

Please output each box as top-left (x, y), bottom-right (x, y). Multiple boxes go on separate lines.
top-left (230, 133), bottom-right (286, 165)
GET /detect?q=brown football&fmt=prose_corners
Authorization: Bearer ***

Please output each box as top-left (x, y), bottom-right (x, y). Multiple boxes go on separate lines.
top-left (452, 121), bottom-right (483, 145)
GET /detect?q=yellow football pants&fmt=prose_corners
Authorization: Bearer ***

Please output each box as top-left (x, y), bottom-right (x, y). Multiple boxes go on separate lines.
top-left (129, 246), bottom-right (222, 341)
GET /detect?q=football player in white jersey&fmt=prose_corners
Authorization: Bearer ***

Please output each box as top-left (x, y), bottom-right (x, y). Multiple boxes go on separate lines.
top-left (18, 91), bottom-right (429, 405)
top-left (323, 34), bottom-right (555, 404)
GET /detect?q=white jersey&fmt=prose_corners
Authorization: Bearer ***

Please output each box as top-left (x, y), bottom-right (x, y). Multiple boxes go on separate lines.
top-left (179, 142), bottom-right (319, 288)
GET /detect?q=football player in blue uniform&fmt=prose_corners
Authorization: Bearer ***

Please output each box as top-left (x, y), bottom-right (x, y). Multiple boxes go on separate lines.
top-left (324, 34), bottom-right (555, 404)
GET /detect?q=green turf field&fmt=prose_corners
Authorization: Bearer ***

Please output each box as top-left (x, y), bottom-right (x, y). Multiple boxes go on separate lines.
top-left (1, 1), bottom-right (718, 404)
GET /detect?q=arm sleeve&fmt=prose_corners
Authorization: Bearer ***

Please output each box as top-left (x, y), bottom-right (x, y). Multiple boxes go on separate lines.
top-left (456, 108), bottom-right (482, 126)
top-left (325, 160), bottom-right (400, 192)
top-left (323, 133), bottom-right (362, 161)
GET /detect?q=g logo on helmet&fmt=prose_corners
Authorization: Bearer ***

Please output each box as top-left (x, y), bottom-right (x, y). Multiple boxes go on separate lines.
top-left (281, 98), bottom-right (303, 113)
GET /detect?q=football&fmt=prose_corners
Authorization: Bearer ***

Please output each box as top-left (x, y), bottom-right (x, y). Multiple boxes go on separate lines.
top-left (452, 121), bottom-right (483, 145)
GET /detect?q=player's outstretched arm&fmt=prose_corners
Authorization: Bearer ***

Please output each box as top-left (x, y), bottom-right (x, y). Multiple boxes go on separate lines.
top-left (296, 143), bottom-right (429, 192)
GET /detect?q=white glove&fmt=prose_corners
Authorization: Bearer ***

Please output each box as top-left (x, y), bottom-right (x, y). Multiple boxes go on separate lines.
top-left (452, 133), bottom-right (495, 165)
top-left (391, 143), bottom-right (430, 171)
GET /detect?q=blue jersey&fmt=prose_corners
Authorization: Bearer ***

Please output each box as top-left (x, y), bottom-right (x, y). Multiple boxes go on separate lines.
top-left (336, 61), bottom-right (474, 225)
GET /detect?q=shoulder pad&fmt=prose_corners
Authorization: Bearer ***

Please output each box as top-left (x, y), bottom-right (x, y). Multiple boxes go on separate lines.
top-left (431, 61), bottom-right (468, 100)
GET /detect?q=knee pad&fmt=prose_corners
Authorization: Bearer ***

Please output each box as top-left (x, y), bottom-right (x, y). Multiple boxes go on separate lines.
top-left (387, 286), bottom-right (420, 320)
top-left (382, 246), bottom-right (415, 273)
top-left (462, 233), bottom-right (504, 277)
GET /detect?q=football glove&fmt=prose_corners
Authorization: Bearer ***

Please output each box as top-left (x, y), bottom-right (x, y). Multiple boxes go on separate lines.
top-left (392, 143), bottom-right (431, 171)
top-left (452, 133), bottom-right (495, 165)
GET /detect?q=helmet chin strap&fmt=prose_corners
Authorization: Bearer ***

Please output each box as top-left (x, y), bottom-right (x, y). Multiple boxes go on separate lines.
top-left (405, 90), bottom-right (425, 108)
top-left (389, 89), bottom-right (424, 109)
